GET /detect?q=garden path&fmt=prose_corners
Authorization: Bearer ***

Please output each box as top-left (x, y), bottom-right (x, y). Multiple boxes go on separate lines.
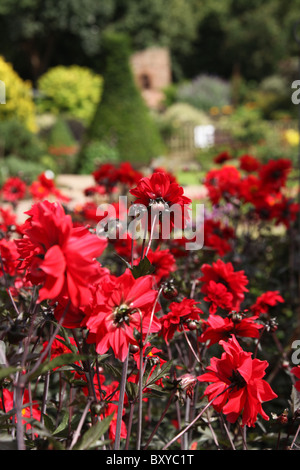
top-left (14, 173), bottom-right (207, 224)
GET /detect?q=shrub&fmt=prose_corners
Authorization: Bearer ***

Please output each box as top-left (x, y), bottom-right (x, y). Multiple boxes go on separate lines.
top-left (0, 155), bottom-right (47, 185)
top-left (218, 105), bottom-right (270, 146)
top-left (0, 56), bottom-right (36, 132)
top-left (78, 140), bottom-right (120, 175)
top-left (46, 118), bottom-right (78, 174)
top-left (78, 32), bottom-right (163, 171)
top-left (0, 119), bottom-right (45, 161)
top-left (156, 103), bottom-right (212, 141)
top-left (37, 65), bottom-right (103, 124)
top-left (176, 74), bottom-right (231, 112)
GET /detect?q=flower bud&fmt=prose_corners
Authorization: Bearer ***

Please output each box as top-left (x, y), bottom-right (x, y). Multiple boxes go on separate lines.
top-left (179, 373), bottom-right (197, 399)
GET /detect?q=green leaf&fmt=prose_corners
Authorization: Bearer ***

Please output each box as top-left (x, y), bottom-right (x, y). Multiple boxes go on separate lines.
top-left (130, 256), bottom-right (155, 279)
top-left (102, 361), bottom-right (122, 379)
top-left (144, 361), bottom-right (172, 389)
top-left (52, 411), bottom-right (69, 436)
top-left (42, 413), bottom-right (56, 434)
top-left (126, 381), bottom-right (138, 401)
top-left (0, 365), bottom-right (19, 381)
top-left (28, 353), bottom-right (86, 379)
top-left (73, 414), bottom-right (114, 450)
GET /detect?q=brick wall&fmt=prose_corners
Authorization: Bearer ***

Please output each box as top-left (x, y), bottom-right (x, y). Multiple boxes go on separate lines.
top-left (130, 47), bottom-right (171, 109)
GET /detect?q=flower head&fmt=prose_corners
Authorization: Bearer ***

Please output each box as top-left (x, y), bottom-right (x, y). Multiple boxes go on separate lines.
top-left (15, 201), bottom-right (107, 308)
top-left (239, 154), bottom-right (261, 173)
top-left (259, 158), bottom-right (292, 191)
top-left (129, 172), bottom-right (191, 235)
top-left (291, 366), bottom-right (300, 392)
top-left (199, 313), bottom-right (263, 346)
top-left (159, 297), bottom-right (203, 344)
top-left (197, 335), bottom-right (277, 427)
top-left (1, 177), bottom-right (26, 203)
top-left (83, 269), bottom-right (161, 362)
top-left (199, 259), bottom-right (249, 312)
top-left (250, 291), bottom-right (284, 317)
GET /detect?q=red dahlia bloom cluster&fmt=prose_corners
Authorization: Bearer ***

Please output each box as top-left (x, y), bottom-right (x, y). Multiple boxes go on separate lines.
top-left (92, 162), bottom-right (143, 192)
top-left (197, 335), bottom-right (277, 427)
top-left (204, 218), bottom-right (235, 256)
top-left (204, 155), bottom-right (298, 228)
top-left (258, 158), bottom-right (292, 191)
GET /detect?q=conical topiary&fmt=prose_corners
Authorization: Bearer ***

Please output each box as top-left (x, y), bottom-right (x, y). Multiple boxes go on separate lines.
top-left (76, 32), bottom-right (163, 171)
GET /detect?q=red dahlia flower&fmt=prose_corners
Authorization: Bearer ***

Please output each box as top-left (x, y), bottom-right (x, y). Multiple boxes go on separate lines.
top-left (159, 297), bottom-right (203, 344)
top-left (129, 172), bottom-right (191, 235)
top-left (203, 280), bottom-right (234, 314)
top-left (30, 172), bottom-right (70, 202)
top-left (0, 206), bottom-right (19, 235)
top-left (0, 388), bottom-right (41, 432)
top-left (41, 334), bottom-right (78, 371)
top-left (259, 158), bottom-right (292, 191)
top-left (199, 313), bottom-right (263, 346)
top-left (1, 177), bottom-right (26, 203)
top-left (239, 174), bottom-right (267, 206)
top-left (199, 259), bottom-right (249, 311)
top-left (291, 366), bottom-right (300, 392)
top-left (83, 269), bottom-right (161, 362)
top-left (0, 238), bottom-right (19, 277)
top-left (204, 219), bottom-right (235, 256)
top-left (134, 246), bottom-right (177, 284)
top-left (197, 335), bottom-right (277, 427)
top-left (15, 201), bottom-right (107, 308)
top-left (204, 166), bottom-right (242, 205)
top-left (117, 162), bottom-right (143, 187)
top-left (92, 163), bottom-right (119, 189)
top-left (79, 371), bottom-right (127, 441)
top-left (213, 151), bottom-right (232, 164)
top-left (239, 154), bottom-right (261, 173)
top-left (272, 196), bottom-right (300, 228)
top-left (250, 290), bottom-right (284, 317)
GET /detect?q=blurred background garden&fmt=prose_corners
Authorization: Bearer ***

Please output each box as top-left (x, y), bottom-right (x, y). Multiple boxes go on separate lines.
top-left (1, 0), bottom-right (300, 190)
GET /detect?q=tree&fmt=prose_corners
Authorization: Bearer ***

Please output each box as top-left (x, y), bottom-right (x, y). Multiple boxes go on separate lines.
top-left (0, 0), bottom-right (115, 83)
top-left (0, 0), bottom-right (201, 83)
top-left (76, 32), bottom-right (163, 172)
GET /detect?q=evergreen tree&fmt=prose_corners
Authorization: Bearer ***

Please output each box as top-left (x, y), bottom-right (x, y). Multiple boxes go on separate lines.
top-left (76, 32), bottom-right (163, 171)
